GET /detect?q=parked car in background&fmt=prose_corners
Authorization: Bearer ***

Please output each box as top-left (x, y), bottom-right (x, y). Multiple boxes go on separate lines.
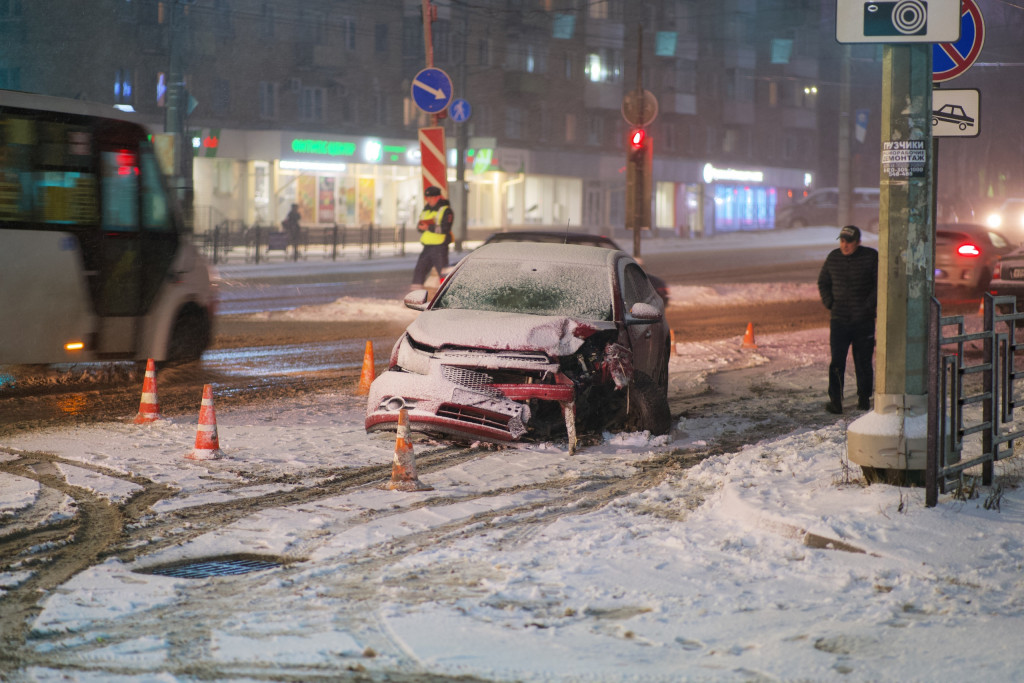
top-left (775, 187), bottom-right (880, 232)
top-left (984, 198), bottom-right (1024, 241)
top-left (934, 224), bottom-right (1015, 294)
top-left (480, 230), bottom-right (671, 304)
top-left (987, 243), bottom-right (1024, 306)
top-left (365, 242), bottom-right (672, 453)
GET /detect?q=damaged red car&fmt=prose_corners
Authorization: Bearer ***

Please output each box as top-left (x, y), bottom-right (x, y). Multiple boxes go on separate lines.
top-left (364, 242), bottom-right (672, 452)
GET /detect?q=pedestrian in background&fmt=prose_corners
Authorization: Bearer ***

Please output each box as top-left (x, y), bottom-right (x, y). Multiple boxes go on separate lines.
top-left (411, 186), bottom-right (453, 289)
top-left (282, 203), bottom-right (301, 261)
top-left (817, 224), bottom-right (878, 414)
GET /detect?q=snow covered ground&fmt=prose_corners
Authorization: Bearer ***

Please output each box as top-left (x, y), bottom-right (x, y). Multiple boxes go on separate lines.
top-left (2, 227), bottom-right (1024, 682)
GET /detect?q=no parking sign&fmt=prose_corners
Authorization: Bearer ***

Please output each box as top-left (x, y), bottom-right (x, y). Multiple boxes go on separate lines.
top-left (934, 0), bottom-right (985, 83)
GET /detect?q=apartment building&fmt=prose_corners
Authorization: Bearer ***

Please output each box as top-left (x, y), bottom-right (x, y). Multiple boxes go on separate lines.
top-left (0, 0), bottom-right (829, 237)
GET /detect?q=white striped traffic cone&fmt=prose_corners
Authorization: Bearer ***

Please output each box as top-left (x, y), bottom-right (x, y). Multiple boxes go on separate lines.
top-left (186, 384), bottom-right (223, 461)
top-left (386, 409), bottom-right (432, 492)
top-left (133, 359), bottom-right (162, 424)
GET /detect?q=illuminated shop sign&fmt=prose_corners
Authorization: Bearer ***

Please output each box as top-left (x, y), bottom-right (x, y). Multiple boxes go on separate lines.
top-left (702, 162), bottom-right (764, 184)
top-left (190, 129), bottom-right (221, 158)
top-left (364, 139), bottom-right (382, 162)
top-left (291, 139), bottom-right (357, 157)
top-left (288, 137), bottom-right (411, 164)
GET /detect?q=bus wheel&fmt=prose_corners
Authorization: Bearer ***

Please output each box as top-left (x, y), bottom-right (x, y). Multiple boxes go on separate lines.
top-left (167, 305), bottom-right (211, 362)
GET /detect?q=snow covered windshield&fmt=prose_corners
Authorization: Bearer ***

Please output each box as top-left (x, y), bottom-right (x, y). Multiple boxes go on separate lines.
top-left (433, 258), bottom-right (614, 321)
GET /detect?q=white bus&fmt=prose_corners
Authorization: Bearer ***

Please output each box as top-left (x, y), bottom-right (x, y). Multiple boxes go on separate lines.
top-left (0, 90), bottom-right (216, 365)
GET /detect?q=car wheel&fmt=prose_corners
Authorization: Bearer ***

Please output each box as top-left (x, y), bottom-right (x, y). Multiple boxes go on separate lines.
top-left (623, 372), bottom-right (672, 435)
top-left (974, 268), bottom-right (992, 295)
top-left (167, 305), bottom-right (212, 363)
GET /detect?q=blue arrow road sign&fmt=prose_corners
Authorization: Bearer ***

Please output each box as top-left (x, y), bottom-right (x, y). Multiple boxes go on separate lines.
top-left (411, 67), bottom-right (453, 114)
top-left (449, 98), bottom-right (471, 123)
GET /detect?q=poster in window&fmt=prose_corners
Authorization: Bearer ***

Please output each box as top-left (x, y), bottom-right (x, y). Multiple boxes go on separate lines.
top-left (358, 177), bottom-right (374, 225)
top-left (319, 176), bottom-right (335, 223)
top-left (297, 174), bottom-right (316, 224)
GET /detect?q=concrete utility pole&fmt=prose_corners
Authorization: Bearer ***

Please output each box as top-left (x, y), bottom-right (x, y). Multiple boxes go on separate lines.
top-left (847, 43), bottom-right (934, 474)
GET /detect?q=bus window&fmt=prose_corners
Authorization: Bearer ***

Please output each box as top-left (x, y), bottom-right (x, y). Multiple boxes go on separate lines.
top-left (101, 148), bottom-right (139, 231)
top-left (139, 144), bottom-right (172, 232)
top-left (0, 116), bottom-right (34, 221)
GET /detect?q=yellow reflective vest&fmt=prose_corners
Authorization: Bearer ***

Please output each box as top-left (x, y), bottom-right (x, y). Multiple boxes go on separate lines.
top-left (418, 205), bottom-right (451, 246)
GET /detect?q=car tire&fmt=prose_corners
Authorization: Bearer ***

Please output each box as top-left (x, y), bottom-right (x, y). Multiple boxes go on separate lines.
top-left (167, 305), bottom-right (212, 363)
top-left (974, 268), bottom-right (992, 295)
top-left (623, 372), bottom-right (672, 436)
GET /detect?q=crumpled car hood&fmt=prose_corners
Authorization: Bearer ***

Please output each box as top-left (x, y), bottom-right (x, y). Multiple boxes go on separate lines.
top-left (408, 309), bottom-right (617, 357)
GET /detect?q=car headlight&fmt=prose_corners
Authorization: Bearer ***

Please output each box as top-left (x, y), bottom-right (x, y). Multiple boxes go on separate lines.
top-left (986, 213), bottom-right (1003, 228)
top-left (395, 335), bottom-right (432, 375)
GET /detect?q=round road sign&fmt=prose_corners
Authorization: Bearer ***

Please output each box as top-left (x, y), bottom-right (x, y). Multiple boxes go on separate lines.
top-left (933, 0), bottom-right (985, 83)
top-left (411, 67), bottom-right (453, 114)
top-left (621, 89), bottom-right (658, 127)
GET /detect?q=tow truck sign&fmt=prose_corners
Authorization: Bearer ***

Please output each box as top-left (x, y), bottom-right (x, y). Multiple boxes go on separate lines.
top-left (932, 89), bottom-right (980, 138)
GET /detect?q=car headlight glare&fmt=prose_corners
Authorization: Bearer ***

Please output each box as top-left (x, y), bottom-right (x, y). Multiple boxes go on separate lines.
top-left (986, 213), bottom-right (1003, 228)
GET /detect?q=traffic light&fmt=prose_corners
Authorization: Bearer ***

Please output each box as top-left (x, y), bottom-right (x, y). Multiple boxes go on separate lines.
top-left (625, 128), bottom-right (652, 230)
top-left (629, 128), bottom-right (645, 149)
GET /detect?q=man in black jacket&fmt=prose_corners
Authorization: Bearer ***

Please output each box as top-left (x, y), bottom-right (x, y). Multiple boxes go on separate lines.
top-left (817, 225), bottom-right (878, 414)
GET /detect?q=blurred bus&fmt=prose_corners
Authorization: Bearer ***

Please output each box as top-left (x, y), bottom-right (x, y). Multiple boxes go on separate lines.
top-left (0, 90), bottom-right (215, 365)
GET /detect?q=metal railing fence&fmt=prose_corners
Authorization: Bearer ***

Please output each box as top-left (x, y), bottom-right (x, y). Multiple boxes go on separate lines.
top-left (927, 294), bottom-right (1024, 506)
top-left (193, 222), bottom-right (409, 265)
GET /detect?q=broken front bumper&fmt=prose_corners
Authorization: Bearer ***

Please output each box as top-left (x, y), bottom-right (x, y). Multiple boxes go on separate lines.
top-left (364, 352), bottom-right (574, 444)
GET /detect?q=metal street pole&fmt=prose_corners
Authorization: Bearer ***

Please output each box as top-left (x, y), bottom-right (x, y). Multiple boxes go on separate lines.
top-left (837, 45), bottom-right (852, 228)
top-left (163, 0), bottom-right (194, 229)
top-left (633, 24), bottom-right (643, 260)
top-left (453, 9), bottom-right (469, 250)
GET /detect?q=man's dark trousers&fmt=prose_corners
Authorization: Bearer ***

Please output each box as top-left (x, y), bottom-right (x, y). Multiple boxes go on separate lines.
top-left (828, 318), bottom-right (874, 410)
top-left (412, 244), bottom-right (450, 286)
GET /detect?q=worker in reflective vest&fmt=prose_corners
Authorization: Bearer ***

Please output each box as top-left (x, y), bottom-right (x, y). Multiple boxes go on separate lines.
top-left (411, 185), bottom-right (454, 289)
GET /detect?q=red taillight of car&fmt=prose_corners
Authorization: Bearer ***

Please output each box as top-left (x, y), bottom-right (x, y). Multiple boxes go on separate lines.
top-left (993, 262), bottom-right (1002, 279)
top-left (957, 243), bottom-right (981, 257)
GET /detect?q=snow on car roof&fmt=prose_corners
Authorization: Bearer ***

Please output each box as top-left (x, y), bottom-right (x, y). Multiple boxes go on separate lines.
top-left (470, 241), bottom-right (623, 266)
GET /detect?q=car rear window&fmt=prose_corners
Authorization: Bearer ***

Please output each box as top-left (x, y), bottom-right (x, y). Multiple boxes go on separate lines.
top-left (434, 258), bottom-right (613, 320)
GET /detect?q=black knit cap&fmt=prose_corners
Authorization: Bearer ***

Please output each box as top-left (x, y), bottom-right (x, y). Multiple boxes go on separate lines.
top-left (424, 186), bottom-right (442, 197)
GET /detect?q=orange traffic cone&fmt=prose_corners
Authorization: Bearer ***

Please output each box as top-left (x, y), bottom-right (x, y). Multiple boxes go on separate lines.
top-left (133, 359), bottom-right (162, 424)
top-left (186, 384), bottom-right (223, 461)
top-left (978, 299), bottom-right (985, 316)
top-left (357, 341), bottom-right (376, 395)
top-left (741, 322), bottom-right (757, 349)
top-left (670, 329), bottom-right (678, 356)
top-left (386, 409), bottom-right (433, 492)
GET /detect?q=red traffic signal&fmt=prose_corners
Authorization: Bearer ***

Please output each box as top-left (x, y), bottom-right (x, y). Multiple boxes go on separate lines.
top-left (629, 128), bottom-right (646, 148)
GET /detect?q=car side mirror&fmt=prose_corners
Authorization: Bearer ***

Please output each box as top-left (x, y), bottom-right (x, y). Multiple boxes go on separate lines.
top-left (404, 289), bottom-right (430, 311)
top-left (625, 301), bottom-right (663, 325)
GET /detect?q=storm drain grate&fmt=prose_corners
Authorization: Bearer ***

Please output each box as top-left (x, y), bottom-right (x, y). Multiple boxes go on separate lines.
top-left (139, 554), bottom-right (286, 579)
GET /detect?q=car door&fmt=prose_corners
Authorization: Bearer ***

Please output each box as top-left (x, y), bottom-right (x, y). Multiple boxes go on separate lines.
top-left (618, 259), bottom-right (665, 382)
